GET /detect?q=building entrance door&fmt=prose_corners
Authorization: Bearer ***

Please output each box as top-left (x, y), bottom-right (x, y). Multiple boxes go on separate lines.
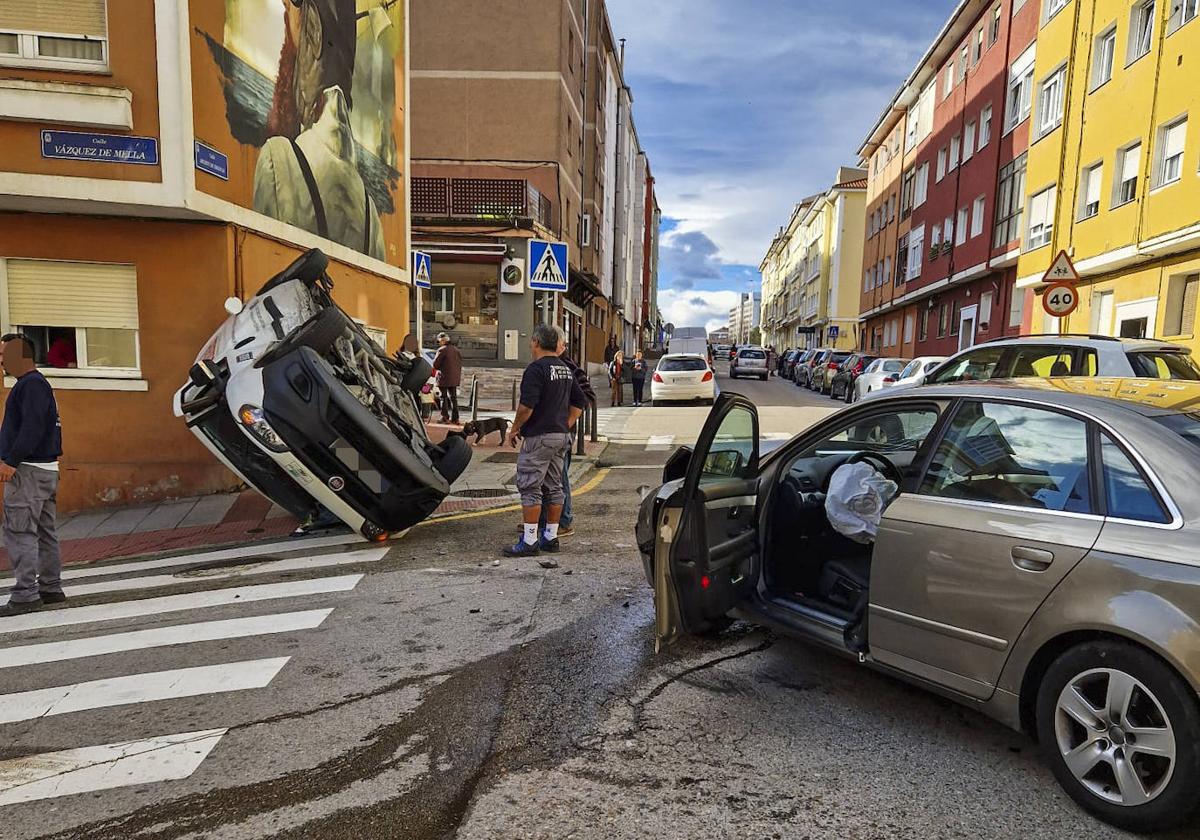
top-left (958, 305), bottom-right (978, 351)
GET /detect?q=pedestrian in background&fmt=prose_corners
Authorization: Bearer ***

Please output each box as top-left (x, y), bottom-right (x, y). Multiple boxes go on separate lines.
top-left (538, 340), bottom-right (595, 540)
top-left (608, 350), bottom-right (625, 407)
top-left (0, 334), bottom-right (65, 617)
top-left (604, 337), bottom-right (617, 365)
top-left (504, 325), bottom-right (586, 563)
top-left (767, 345), bottom-right (777, 376)
top-left (630, 350), bottom-right (648, 406)
top-left (432, 331), bottom-right (463, 425)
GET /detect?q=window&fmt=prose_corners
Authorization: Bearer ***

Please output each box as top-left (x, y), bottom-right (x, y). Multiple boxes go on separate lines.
top-left (1079, 163), bottom-right (1103, 219)
top-left (1170, 0), bottom-right (1199, 31)
top-left (1037, 66), bottom-right (1066, 136)
top-left (956, 208), bottom-right (969, 245)
top-left (1009, 287), bottom-right (1026, 327)
top-left (794, 407), bottom-right (941, 464)
top-left (979, 291), bottom-right (994, 331)
top-left (901, 168), bottom-right (916, 218)
top-left (1026, 185), bottom-right (1057, 250)
top-left (971, 195), bottom-right (986, 237)
top-left (938, 304), bottom-right (948, 337)
top-left (1014, 0), bottom-right (1029, 12)
top-left (908, 224), bottom-right (926, 278)
top-left (1092, 25), bottom-right (1117, 88)
top-left (1164, 273), bottom-right (1199, 336)
top-left (990, 4), bottom-right (1003, 44)
top-left (964, 122), bottom-right (976, 161)
top-left (979, 105), bottom-right (993, 148)
top-left (701, 406), bottom-right (756, 483)
top-left (0, 0), bottom-right (108, 70)
top-left (949, 302), bottom-right (961, 336)
top-left (432, 284), bottom-right (455, 312)
top-left (914, 162), bottom-right (930, 206)
top-left (2, 258), bottom-right (140, 377)
top-left (944, 63), bottom-right (956, 99)
top-left (1114, 141), bottom-right (1142, 206)
top-left (994, 152), bottom-right (1028, 247)
top-left (1128, 350), bottom-right (1200, 378)
top-left (1045, 0), bottom-right (1071, 22)
top-left (896, 235), bottom-right (910, 284)
top-left (937, 147), bottom-right (948, 181)
top-left (931, 225), bottom-right (943, 252)
top-left (888, 194), bottom-right (897, 222)
top-left (1005, 44), bottom-right (1037, 131)
top-left (974, 28), bottom-right (985, 63)
top-left (943, 216), bottom-right (954, 248)
top-left (921, 402), bottom-right (1092, 514)
top-left (1154, 116), bottom-right (1188, 187)
top-left (919, 307), bottom-right (930, 341)
top-left (884, 256), bottom-right (892, 287)
top-left (1101, 436), bottom-right (1170, 523)
top-left (959, 45), bottom-right (970, 80)
top-left (1128, 0), bottom-right (1157, 63)
top-left (950, 134), bottom-right (962, 169)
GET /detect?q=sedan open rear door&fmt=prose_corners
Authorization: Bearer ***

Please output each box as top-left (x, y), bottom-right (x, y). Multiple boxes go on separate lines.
top-left (653, 393), bottom-right (762, 651)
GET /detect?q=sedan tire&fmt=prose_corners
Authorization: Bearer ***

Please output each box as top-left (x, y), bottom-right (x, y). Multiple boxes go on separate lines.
top-left (1036, 641), bottom-right (1200, 833)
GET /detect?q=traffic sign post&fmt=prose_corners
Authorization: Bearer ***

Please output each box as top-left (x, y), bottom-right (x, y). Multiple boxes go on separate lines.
top-left (1042, 282), bottom-right (1080, 319)
top-left (412, 251), bottom-right (432, 290)
top-left (528, 240), bottom-right (569, 292)
top-left (1044, 250), bottom-right (1080, 284)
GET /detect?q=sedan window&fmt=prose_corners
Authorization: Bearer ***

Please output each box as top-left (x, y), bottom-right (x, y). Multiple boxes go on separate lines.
top-left (1006, 347), bottom-right (1076, 378)
top-left (1100, 436), bottom-right (1170, 523)
top-left (798, 407), bottom-right (942, 457)
top-left (738, 350), bottom-right (766, 359)
top-left (920, 401), bottom-right (1092, 513)
top-left (658, 358), bottom-right (708, 372)
top-left (1128, 352), bottom-right (1200, 380)
top-left (927, 347), bottom-right (1005, 383)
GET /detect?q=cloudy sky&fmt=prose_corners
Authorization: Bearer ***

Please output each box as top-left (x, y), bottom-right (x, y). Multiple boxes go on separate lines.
top-left (605, 0), bottom-right (959, 333)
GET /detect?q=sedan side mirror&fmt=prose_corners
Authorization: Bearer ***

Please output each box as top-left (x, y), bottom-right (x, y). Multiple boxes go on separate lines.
top-left (662, 445), bottom-right (694, 484)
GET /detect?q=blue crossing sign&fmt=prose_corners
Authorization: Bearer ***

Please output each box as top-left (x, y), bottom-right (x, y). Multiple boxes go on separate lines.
top-left (412, 251), bottom-right (432, 289)
top-left (527, 240), bottom-right (569, 292)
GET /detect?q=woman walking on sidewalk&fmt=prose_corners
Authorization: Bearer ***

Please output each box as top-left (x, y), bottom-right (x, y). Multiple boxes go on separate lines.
top-left (608, 351), bottom-right (625, 407)
top-left (630, 350), bottom-right (648, 406)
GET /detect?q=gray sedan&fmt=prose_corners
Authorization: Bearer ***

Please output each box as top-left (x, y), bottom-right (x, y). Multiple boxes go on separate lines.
top-left (637, 378), bottom-right (1200, 833)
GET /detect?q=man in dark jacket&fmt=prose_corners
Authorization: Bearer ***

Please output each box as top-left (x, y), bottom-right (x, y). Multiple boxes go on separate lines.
top-left (0, 334), bottom-right (65, 616)
top-left (432, 332), bottom-right (464, 424)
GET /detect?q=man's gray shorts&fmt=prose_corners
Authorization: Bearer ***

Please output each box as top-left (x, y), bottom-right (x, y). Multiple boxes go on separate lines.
top-left (516, 432), bottom-right (571, 508)
top-left (4, 464), bottom-right (62, 604)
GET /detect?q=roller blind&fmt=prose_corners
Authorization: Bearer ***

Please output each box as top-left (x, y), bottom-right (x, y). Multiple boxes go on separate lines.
top-left (1084, 166), bottom-right (1103, 207)
top-left (0, 0), bottom-right (107, 38)
top-left (1163, 120), bottom-right (1187, 160)
top-left (1121, 144), bottom-right (1142, 183)
top-left (6, 259), bottom-right (138, 330)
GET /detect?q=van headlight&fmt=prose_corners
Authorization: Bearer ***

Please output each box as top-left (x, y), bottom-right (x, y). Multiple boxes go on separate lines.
top-left (238, 405), bottom-right (289, 452)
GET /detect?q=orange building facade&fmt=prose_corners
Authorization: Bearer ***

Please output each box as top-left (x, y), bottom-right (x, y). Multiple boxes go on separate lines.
top-left (0, 0), bottom-right (412, 512)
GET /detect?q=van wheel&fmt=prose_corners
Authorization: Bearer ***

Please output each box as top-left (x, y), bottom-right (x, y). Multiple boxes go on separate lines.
top-left (258, 306), bottom-right (349, 367)
top-left (433, 433), bottom-right (472, 483)
top-left (1036, 641), bottom-right (1200, 833)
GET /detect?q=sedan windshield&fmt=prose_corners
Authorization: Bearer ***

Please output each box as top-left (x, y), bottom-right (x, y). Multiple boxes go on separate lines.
top-left (658, 357), bottom-right (708, 372)
top-left (1128, 352), bottom-right (1200, 380)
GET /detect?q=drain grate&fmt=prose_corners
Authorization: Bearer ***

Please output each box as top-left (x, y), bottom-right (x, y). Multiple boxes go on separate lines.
top-left (450, 488), bottom-right (514, 499)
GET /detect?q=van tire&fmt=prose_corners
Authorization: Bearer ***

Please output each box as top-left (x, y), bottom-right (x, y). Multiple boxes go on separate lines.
top-left (257, 307), bottom-right (349, 367)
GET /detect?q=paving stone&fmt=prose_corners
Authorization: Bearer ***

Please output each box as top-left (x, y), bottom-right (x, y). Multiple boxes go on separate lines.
top-left (132, 500), bottom-right (198, 533)
top-left (88, 505), bottom-right (155, 538)
top-left (178, 494), bottom-right (238, 528)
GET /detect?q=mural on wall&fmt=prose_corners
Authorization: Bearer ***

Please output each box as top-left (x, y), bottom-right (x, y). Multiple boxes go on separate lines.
top-left (198, 0), bottom-right (402, 261)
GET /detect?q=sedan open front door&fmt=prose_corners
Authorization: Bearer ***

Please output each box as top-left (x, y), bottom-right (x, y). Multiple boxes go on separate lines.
top-left (653, 394), bottom-right (761, 651)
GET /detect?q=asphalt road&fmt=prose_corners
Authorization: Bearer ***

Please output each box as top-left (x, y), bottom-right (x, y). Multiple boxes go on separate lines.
top-left (1, 380), bottom-right (1183, 839)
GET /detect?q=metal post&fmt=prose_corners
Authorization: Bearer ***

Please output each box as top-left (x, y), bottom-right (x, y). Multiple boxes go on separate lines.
top-left (576, 403), bottom-right (586, 455)
top-left (469, 376), bottom-right (479, 422)
top-left (511, 379), bottom-right (518, 411)
top-left (589, 398), bottom-right (598, 442)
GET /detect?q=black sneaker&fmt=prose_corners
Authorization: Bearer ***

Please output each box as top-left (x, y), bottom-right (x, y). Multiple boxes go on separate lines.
top-left (0, 599), bottom-right (43, 617)
top-left (502, 540), bottom-right (541, 557)
top-left (39, 592), bottom-right (68, 605)
top-left (539, 536), bottom-right (561, 553)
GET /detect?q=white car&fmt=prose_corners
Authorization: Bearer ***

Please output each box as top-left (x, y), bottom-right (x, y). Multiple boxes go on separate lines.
top-left (729, 346), bottom-right (769, 381)
top-left (174, 249), bottom-right (472, 541)
top-left (852, 357), bottom-right (910, 402)
top-left (651, 354), bottom-right (716, 405)
top-left (883, 355), bottom-right (949, 392)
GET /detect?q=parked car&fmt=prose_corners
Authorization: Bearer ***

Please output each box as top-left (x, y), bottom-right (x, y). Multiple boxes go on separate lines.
top-left (650, 354), bottom-right (716, 405)
top-left (638, 381), bottom-right (1200, 833)
top-left (813, 350), bottom-right (852, 394)
top-left (924, 335), bottom-right (1200, 386)
top-left (730, 346), bottom-right (769, 380)
top-left (829, 353), bottom-right (878, 402)
top-left (875, 355), bottom-right (948, 393)
top-left (795, 348), bottom-right (828, 389)
top-left (852, 357), bottom-right (910, 403)
top-left (174, 249), bottom-right (472, 541)
top-left (780, 349), bottom-right (801, 380)
top-left (789, 349), bottom-right (815, 384)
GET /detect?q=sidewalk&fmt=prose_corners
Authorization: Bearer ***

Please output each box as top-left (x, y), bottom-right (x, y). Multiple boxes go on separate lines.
top-left (0, 424), bottom-right (606, 572)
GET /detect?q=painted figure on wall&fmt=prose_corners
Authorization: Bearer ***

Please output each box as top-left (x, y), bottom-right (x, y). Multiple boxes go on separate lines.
top-left (202, 0), bottom-right (401, 261)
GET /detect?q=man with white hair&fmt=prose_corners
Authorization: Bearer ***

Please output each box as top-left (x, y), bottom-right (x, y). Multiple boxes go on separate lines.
top-left (432, 331), bottom-right (463, 425)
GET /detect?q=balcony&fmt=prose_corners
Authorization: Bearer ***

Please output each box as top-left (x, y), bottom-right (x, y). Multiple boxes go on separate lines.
top-left (412, 177), bottom-right (557, 235)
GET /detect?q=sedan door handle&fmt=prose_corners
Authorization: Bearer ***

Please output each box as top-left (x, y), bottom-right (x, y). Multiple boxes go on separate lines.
top-left (1012, 546), bottom-right (1054, 572)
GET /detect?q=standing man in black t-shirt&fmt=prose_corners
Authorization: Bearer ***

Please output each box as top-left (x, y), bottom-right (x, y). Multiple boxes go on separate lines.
top-left (503, 324), bottom-right (587, 563)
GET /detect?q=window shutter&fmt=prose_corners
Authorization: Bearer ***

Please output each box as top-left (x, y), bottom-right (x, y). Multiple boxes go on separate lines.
top-left (1122, 145), bottom-right (1141, 183)
top-left (1164, 121), bottom-right (1187, 160)
top-left (1183, 276), bottom-right (1199, 335)
top-left (1085, 166), bottom-right (1102, 207)
top-left (6, 260), bottom-right (138, 330)
top-left (0, 0), bottom-right (107, 38)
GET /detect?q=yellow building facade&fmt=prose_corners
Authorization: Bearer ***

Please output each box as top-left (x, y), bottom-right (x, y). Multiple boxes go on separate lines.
top-left (1017, 0), bottom-right (1200, 346)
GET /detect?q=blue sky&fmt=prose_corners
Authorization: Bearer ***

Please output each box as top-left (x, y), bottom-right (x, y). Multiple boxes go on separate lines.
top-left (605, 0), bottom-right (959, 332)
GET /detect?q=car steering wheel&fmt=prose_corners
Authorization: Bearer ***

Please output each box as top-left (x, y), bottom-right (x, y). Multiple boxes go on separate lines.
top-left (823, 450), bottom-right (904, 491)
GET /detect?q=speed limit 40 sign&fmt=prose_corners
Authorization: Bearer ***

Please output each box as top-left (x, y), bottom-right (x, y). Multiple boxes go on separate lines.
top-left (1043, 282), bottom-right (1080, 318)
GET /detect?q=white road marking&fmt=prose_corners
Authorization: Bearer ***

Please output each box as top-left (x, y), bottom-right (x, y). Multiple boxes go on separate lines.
top-left (0, 730), bottom-right (226, 806)
top-left (0, 609), bottom-right (333, 670)
top-left (0, 533), bottom-right (359, 586)
top-left (0, 575), bottom-right (362, 636)
top-left (64, 548), bottom-right (388, 598)
top-left (645, 435), bottom-right (676, 451)
top-left (0, 658), bottom-right (289, 724)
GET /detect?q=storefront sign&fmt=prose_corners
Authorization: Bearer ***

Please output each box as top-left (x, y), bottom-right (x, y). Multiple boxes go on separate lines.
top-left (41, 130), bottom-right (159, 166)
top-left (194, 141), bottom-right (229, 180)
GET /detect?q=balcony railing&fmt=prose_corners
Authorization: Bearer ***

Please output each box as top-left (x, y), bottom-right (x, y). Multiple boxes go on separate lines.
top-left (412, 177), bottom-right (557, 235)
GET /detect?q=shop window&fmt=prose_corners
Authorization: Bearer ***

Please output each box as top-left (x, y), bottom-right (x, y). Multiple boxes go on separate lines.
top-left (1, 258), bottom-right (139, 377)
top-left (431, 285), bottom-right (455, 313)
top-left (0, 0), bottom-right (108, 71)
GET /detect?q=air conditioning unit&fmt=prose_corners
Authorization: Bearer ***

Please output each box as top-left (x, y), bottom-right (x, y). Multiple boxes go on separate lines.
top-left (580, 213), bottom-right (593, 247)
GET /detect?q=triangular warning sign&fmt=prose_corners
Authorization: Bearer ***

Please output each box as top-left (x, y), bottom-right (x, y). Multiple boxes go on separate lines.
top-left (1042, 250), bottom-right (1079, 284)
top-left (531, 245), bottom-right (565, 288)
top-left (415, 258), bottom-right (431, 286)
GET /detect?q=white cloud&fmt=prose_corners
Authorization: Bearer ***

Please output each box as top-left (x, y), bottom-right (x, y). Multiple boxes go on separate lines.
top-left (659, 288), bottom-right (743, 334)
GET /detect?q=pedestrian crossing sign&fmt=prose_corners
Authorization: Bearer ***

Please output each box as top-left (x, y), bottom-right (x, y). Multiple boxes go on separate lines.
top-left (527, 240), bottom-right (569, 292)
top-left (412, 251), bottom-right (432, 289)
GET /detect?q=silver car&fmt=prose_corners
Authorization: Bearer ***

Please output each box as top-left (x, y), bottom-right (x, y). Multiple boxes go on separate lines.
top-left (637, 379), bottom-right (1200, 832)
top-left (730, 346), bottom-right (769, 381)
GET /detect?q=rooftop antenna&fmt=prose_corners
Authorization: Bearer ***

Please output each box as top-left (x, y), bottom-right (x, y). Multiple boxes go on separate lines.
top-left (619, 37), bottom-right (626, 67)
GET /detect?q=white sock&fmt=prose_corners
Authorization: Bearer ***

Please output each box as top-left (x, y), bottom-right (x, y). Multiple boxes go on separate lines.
top-left (545, 523), bottom-right (560, 540)
top-left (523, 524), bottom-right (539, 545)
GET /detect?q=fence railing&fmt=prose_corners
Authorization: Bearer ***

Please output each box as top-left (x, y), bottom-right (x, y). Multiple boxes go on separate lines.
top-left (412, 177), bottom-right (558, 236)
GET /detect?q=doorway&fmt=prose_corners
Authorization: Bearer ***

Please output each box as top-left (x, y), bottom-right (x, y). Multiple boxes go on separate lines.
top-left (958, 305), bottom-right (978, 351)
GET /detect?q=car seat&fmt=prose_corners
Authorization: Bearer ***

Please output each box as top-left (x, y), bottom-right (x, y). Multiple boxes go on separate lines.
top-left (1050, 360), bottom-right (1071, 377)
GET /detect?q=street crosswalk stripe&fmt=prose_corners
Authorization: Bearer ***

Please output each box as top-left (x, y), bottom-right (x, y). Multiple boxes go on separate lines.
top-left (0, 533), bottom-right (359, 587)
top-left (0, 729), bottom-right (226, 806)
top-left (646, 435), bottom-right (676, 451)
top-left (0, 575), bottom-right (362, 636)
top-left (0, 658), bottom-right (290, 725)
top-left (63, 547), bottom-right (388, 598)
top-left (0, 609), bottom-right (333, 670)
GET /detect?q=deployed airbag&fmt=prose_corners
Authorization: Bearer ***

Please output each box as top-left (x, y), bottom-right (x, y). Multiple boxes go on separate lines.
top-left (825, 462), bottom-right (899, 544)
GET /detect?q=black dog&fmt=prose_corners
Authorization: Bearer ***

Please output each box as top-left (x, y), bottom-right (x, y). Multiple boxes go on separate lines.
top-left (460, 417), bottom-right (510, 445)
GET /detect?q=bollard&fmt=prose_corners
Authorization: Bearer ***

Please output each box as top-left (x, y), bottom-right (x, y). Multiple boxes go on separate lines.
top-left (576, 403), bottom-right (587, 455)
top-left (511, 379), bottom-right (518, 411)
top-left (469, 376), bottom-right (479, 422)
top-left (589, 398), bottom-right (598, 443)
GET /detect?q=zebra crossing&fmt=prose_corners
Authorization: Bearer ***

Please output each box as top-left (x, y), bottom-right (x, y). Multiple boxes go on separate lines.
top-left (0, 536), bottom-right (387, 807)
top-left (593, 407), bottom-right (795, 450)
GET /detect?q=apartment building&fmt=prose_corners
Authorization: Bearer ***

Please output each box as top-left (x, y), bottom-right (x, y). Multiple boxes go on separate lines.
top-left (759, 194), bottom-right (818, 351)
top-left (0, 0), bottom-right (412, 511)
top-left (858, 0), bottom-right (1037, 357)
top-left (1014, 0), bottom-right (1200, 347)
top-left (728, 291), bottom-right (761, 344)
top-left (409, 0), bottom-right (658, 369)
